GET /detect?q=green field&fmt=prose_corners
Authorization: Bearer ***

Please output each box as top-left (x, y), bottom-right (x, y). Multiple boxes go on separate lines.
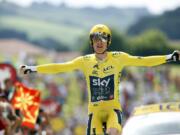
top-left (0, 2), bottom-right (152, 51)
top-left (0, 15), bottom-right (85, 48)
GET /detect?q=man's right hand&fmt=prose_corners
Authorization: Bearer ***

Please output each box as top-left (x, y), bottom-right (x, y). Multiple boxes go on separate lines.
top-left (20, 65), bottom-right (37, 74)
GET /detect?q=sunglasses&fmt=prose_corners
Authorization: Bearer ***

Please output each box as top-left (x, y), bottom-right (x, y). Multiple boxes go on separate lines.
top-left (90, 32), bottom-right (108, 42)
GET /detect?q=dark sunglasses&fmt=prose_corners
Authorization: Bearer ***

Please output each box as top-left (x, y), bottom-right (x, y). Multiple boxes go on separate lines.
top-left (90, 32), bottom-right (108, 42)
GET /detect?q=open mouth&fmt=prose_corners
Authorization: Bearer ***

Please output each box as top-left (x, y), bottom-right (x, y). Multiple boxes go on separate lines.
top-left (97, 45), bottom-right (103, 48)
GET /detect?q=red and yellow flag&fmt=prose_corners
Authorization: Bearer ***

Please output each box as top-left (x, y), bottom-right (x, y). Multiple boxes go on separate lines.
top-left (11, 82), bottom-right (41, 129)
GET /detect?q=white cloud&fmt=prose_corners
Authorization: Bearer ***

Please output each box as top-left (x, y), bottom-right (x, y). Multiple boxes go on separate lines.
top-left (65, 0), bottom-right (180, 14)
top-left (7, 0), bottom-right (180, 14)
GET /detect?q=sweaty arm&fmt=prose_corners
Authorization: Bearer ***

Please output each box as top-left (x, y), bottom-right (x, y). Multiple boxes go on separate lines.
top-left (121, 52), bottom-right (166, 67)
top-left (37, 56), bottom-right (83, 74)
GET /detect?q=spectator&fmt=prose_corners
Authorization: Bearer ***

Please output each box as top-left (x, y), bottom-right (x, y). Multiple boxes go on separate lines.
top-left (0, 102), bottom-right (22, 135)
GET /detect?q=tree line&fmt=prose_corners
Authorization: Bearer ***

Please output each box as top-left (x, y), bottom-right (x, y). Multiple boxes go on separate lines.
top-left (82, 29), bottom-right (179, 56)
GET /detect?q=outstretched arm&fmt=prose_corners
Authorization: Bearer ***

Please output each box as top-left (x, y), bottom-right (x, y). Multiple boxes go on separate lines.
top-left (122, 50), bottom-right (180, 67)
top-left (20, 56), bottom-right (84, 74)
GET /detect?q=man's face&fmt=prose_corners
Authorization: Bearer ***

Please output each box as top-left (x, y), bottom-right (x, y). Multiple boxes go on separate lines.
top-left (92, 38), bottom-right (108, 54)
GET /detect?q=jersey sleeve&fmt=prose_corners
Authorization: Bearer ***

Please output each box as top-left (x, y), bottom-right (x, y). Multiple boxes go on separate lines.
top-left (36, 56), bottom-right (84, 74)
top-left (120, 52), bottom-right (166, 67)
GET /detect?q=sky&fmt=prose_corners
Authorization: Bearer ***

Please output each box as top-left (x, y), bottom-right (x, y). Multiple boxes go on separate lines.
top-left (6, 0), bottom-right (180, 14)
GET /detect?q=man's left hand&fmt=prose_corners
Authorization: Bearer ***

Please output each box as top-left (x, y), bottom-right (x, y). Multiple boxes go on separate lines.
top-left (166, 50), bottom-right (180, 62)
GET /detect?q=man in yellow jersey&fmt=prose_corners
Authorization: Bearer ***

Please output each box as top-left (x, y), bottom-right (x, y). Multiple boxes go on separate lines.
top-left (20, 24), bottom-right (180, 135)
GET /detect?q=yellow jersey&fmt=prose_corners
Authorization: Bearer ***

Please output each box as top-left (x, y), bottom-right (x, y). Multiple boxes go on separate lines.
top-left (37, 52), bottom-right (166, 114)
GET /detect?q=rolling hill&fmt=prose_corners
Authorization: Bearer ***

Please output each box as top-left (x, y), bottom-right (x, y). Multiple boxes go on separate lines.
top-left (128, 7), bottom-right (180, 40)
top-left (0, 1), bottom-right (150, 50)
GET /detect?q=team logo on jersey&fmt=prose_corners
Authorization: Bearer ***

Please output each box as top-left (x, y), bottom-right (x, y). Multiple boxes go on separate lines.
top-left (93, 64), bottom-right (99, 69)
top-left (90, 75), bottom-right (114, 102)
top-left (92, 64), bottom-right (99, 75)
top-left (92, 70), bottom-right (98, 75)
top-left (83, 55), bottom-right (91, 60)
top-left (112, 52), bottom-right (122, 57)
top-left (103, 65), bottom-right (114, 73)
top-left (92, 77), bottom-right (110, 87)
top-left (137, 56), bottom-right (143, 59)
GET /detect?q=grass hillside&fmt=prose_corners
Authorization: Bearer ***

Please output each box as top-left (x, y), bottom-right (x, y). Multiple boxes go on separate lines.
top-left (0, 15), bottom-right (85, 47)
top-left (0, 1), bottom-right (150, 50)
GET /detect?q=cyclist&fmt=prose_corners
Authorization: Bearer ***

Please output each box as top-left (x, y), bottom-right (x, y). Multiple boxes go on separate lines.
top-left (20, 24), bottom-right (180, 135)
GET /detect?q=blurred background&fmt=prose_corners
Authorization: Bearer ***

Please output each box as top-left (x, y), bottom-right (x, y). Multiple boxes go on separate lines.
top-left (0, 0), bottom-right (180, 134)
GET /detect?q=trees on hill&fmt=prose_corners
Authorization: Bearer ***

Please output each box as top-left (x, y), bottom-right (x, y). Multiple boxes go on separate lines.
top-left (128, 7), bottom-right (180, 40)
top-left (82, 29), bottom-right (176, 56)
